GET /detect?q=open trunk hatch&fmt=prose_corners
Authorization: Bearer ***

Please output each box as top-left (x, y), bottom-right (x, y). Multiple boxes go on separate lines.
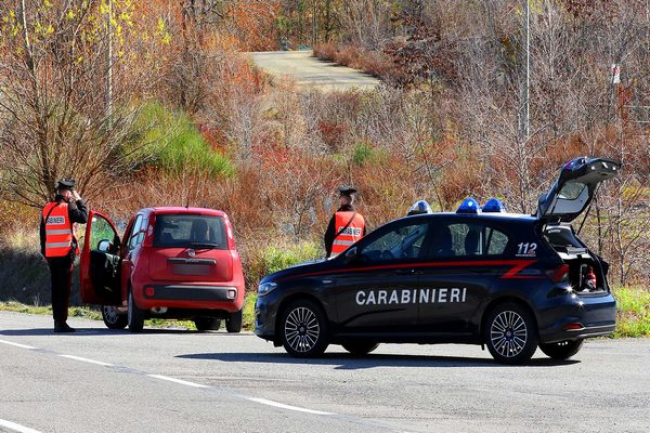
top-left (537, 157), bottom-right (621, 222)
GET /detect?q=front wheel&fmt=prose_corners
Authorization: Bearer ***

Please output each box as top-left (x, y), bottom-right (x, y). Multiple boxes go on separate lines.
top-left (127, 289), bottom-right (145, 333)
top-left (484, 302), bottom-right (538, 365)
top-left (226, 310), bottom-right (243, 333)
top-left (342, 340), bottom-right (379, 356)
top-left (539, 339), bottom-right (584, 360)
top-left (102, 305), bottom-right (127, 330)
top-left (280, 300), bottom-right (328, 358)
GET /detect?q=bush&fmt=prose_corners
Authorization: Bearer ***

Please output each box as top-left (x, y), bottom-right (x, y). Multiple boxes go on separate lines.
top-left (243, 240), bottom-right (322, 291)
top-left (128, 103), bottom-right (234, 177)
top-left (313, 43), bottom-right (396, 81)
top-left (352, 143), bottom-right (376, 166)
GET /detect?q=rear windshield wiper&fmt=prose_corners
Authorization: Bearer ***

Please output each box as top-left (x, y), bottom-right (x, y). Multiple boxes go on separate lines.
top-left (189, 242), bottom-right (221, 249)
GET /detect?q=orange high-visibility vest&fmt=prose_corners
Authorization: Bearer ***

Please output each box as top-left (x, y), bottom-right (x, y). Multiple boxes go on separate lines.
top-left (331, 211), bottom-right (365, 256)
top-left (42, 202), bottom-right (73, 258)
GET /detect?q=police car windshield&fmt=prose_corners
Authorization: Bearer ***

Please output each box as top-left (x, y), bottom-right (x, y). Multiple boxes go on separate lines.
top-left (153, 214), bottom-right (227, 249)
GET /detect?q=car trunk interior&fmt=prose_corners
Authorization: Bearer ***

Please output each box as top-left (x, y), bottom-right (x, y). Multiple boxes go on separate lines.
top-left (543, 223), bottom-right (609, 294)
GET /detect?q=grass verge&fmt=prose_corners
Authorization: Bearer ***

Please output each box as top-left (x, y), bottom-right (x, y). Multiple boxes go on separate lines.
top-left (0, 294), bottom-right (258, 331)
top-left (611, 287), bottom-right (650, 338)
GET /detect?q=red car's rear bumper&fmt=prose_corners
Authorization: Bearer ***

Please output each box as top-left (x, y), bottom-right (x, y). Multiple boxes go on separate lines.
top-left (136, 284), bottom-right (244, 312)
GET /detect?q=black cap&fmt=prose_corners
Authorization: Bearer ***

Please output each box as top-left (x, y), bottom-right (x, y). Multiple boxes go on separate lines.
top-left (338, 185), bottom-right (357, 196)
top-left (56, 179), bottom-right (76, 191)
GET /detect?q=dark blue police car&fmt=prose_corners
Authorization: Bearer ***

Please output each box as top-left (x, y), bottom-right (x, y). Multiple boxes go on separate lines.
top-left (255, 157), bottom-right (621, 364)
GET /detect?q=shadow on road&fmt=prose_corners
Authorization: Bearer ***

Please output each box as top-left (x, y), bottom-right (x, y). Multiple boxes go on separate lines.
top-left (176, 351), bottom-right (580, 370)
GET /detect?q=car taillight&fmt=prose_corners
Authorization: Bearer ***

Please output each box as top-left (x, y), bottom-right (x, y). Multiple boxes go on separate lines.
top-left (547, 264), bottom-right (570, 283)
top-left (564, 323), bottom-right (584, 330)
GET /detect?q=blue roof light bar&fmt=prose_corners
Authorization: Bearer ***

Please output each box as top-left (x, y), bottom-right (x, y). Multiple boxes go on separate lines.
top-left (456, 198), bottom-right (481, 214)
top-left (482, 198), bottom-right (506, 213)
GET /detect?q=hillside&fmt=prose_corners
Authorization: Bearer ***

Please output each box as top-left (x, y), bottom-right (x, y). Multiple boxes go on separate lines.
top-left (0, 0), bottom-right (648, 305)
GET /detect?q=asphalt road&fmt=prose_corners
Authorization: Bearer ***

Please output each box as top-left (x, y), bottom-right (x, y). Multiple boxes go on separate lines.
top-left (247, 51), bottom-right (380, 91)
top-left (0, 311), bottom-right (648, 433)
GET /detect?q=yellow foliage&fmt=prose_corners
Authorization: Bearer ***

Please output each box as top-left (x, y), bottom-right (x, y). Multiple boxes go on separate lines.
top-left (157, 17), bottom-right (165, 34)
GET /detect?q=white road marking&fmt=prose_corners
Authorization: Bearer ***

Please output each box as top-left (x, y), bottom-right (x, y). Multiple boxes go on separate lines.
top-left (247, 397), bottom-right (333, 416)
top-left (148, 374), bottom-right (210, 389)
top-left (0, 339), bottom-right (36, 350)
top-left (59, 354), bottom-right (114, 367)
top-left (0, 337), bottom-right (337, 421)
top-left (0, 419), bottom-right (43, 433)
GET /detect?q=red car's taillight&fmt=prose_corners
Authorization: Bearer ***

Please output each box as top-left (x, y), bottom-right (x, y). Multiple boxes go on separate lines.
top-left (547, 264), bottom-right (570, 283)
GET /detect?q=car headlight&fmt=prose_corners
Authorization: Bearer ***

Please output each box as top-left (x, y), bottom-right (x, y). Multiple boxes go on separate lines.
top-left (258, 282), bottom-right (277, 296)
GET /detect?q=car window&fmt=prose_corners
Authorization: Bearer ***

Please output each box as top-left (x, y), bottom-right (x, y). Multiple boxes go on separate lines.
top-left (432, 221), bottom-right (510, 258)
top-left (360, 222), bottom-right (429, 262)
top-left (89, 214), bottom-right (118, 251)
top-left (128, 215), bottom-right (143, 251)
top-left (558, 182), bottom-right (586, 200)
top-left (485, 226), bottom-right (509, 256)
top-left (153, 214), bottom-right (227, 249)
top-left (135, 216), bottom-right (148, 246)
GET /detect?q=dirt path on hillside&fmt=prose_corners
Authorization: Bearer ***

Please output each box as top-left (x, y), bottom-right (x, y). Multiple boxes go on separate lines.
top-left (247, 51), bottom-right (380, 91)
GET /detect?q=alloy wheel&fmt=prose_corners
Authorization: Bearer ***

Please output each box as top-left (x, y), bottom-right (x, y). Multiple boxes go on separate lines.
top-left (490, 310), bottom-right (528, 358)
top-left (284, 306), bottom-right (321, 353)
top-left (103, 306), bottom-right (119, 324)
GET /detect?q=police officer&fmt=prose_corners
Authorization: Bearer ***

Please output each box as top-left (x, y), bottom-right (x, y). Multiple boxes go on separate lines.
top-left (40, 179), bottom-right (89, 332)
top-left (324, 186), bottom-right (366, 258)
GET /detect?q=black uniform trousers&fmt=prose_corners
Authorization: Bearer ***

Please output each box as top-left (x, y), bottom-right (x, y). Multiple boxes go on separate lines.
top-left (47, 256), bottom-right (74, 323)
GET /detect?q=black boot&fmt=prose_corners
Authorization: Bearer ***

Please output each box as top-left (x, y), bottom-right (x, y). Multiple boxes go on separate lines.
top-left (54, 321), bottom-right (76, 333)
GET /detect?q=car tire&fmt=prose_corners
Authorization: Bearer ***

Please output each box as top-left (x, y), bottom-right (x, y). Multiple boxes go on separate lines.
top-left (194, 318), bottom-right (221, 331)
top-left (102, 305), bottom-right (127, 330)
top-left (539, 339), bottom-right (584, 360)
top-left (280, 299), bottom-right (329, 358)
top-left (127, 289), bottom-right (145, 333)
top-left (342, 341), bottom-right (379, 356)
top-left (484, 302), bottom-right (538, 365)
top-left (226, 310), bottom-right (243, 333)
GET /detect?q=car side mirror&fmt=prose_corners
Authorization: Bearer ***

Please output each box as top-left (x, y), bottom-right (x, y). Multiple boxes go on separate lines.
top-left (343, 247), bottom-right (359, 264)
top-left (97, 239), bottom-right (111, 252)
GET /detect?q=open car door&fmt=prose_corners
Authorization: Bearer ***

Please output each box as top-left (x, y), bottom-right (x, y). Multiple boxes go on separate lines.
top-left (537, 157), bottom-right (621, 222)
top-left (80, 210), bottom-right (122, 305)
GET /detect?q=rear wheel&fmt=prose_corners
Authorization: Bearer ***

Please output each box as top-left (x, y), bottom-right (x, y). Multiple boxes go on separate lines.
top-left (102, 305), bottom-right (127, 330)
top-left (484, 302), bottom-right (537, 365)
top-left (127, 289), bottom-right (145, 333)
top-left (280, 300), bottom-right (328, 358)
top-left (342, 340), bottom-right (379, 356)
top-left (539, 339), bottom-right (584, 360)
top-left (194, 317), bottom-right (221, 331)
top-left (226, 310), bottom-right (243, 333)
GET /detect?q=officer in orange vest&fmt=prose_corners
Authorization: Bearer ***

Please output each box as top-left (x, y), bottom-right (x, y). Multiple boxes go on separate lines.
top-left (324, 186), bottom-right (366, 258)
top-left (39, 179), bottom-right (88, 332)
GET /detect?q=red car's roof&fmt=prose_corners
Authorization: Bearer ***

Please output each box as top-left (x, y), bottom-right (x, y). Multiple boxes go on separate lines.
top-left (144, 207), bottom-right (227, 216)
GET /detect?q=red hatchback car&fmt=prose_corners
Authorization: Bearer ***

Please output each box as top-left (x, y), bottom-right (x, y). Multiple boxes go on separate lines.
top-left (80, 207), bottom-right (245, 332)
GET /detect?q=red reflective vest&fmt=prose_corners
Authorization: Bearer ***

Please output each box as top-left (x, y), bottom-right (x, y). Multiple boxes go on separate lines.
top-left (42, 202), bottom-right (74, 258)
top-left (331, 211), bottom-right (365, 256)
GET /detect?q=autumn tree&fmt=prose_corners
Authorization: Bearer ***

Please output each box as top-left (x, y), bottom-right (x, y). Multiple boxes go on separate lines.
top-left (0, 0), bottom-right (151, 206)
